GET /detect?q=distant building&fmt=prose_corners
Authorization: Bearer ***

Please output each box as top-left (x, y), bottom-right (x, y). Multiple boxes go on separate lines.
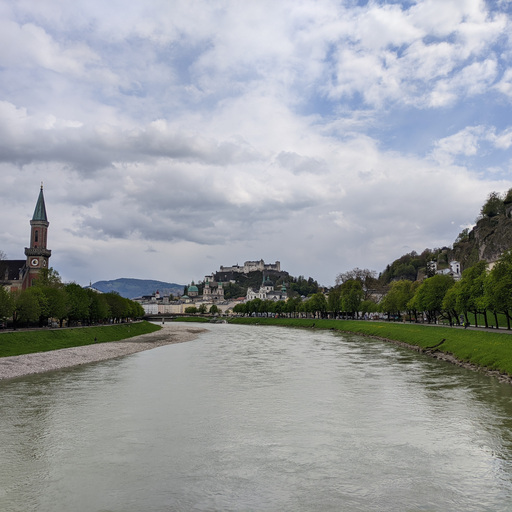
top-left (187, 285), bottom-right (199, 297)
top-left (246, 275), bottom-right (287, 301)
top-left (429, 260), bottom-right (461, 281)
top-left (1, 185), bottom-right (52, 291)
top-left (135, 283), bottom-right (243, 316)
top-left (202, 276), bottom-right (224, 300)
top-left (219, 259), bottom-right (281, 274)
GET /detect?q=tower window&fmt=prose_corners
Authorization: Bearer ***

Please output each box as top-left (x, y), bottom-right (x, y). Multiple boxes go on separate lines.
top-left (35, 230), bottom-right (39, 243)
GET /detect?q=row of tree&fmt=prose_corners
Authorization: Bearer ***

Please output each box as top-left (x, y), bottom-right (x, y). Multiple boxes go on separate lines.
top-left (0, 268), bottom-right (144, 328)
top-left (184, 304), bottom-right (219, 315)
top-left (232, 249), bottom-right (512, 329)
top-left (233, 287), bottom-right (377, 319)
top-left (381, 250), bottom-right (512, 328)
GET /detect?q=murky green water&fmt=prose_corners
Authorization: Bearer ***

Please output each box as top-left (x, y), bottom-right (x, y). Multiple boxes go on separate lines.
top-left (2, 323), bottom-right (512, 511)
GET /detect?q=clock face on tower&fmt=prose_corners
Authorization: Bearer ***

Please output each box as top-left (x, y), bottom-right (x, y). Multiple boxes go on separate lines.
top-left (31, 258), bottom-right (39, 267)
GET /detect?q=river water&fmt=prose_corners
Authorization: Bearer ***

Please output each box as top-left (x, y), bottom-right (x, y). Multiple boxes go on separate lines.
top-left (2, 323), bottom-right (512, 511)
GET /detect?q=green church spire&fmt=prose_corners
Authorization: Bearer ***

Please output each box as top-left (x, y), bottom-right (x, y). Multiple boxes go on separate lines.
top-left (32, 183), bottom-right (48, 222)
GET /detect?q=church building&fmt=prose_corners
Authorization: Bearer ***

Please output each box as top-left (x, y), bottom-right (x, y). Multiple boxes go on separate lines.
top-left (1, 185), bottom-right (52, 291)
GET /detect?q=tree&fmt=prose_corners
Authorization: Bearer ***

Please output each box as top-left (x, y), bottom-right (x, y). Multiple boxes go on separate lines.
top-left (209, 304), bottom-right (219, 315)
top-left (273, 300), bottom-right (284, 317)
top-left (456, 261), bottom-right (488, 327)
top-left (442, 282), bottom-right (461, 326)
top-left (233, 302), bottom-right (247, 315)
top-left (308, 292), bottom-right (327, 318)
top-left (485, 250), bottom-right (512, 329)
top-left (260, 299), bottom-right (275, 315)
top-left (12, 289), bottom-right (41, 327)
top-left (360, 299), bottom-right (379, 317)
top-left (340, 279), bottom-right (364, 319)
top-left (0, 250), bottom-right (7, 282)
top-left (222, 282), bottom-right (244, 300)
top-left (380, 280), bottom-right (418, 321)
top-left (288, 276), bottom-right (319, 297)
top-left (410, 274), bottom-right (454, 323)
top-left (185, 306), bottom-right (198, 314)
top-left (198, 303), bottom-right (207, 314)
top-left (247, 298), bottom-right (262, 315)
top-left (454, 228), bottom-right (470, 244)
top-left (327, 286), bottom-right (342, 318)
top-left (0, 286), bottom-right (13, 322)
top-left (504, 187), bottom-right (512, 206)
top-left (27, 287), bottom-right (50, 327)
top-left (335, 268), bottom-right (378, 298)
top-left (86, 289), bottom-right (110, 324)
top-left (290, 297), bottom-right (303, 316)
top-left (65, 283), bottom-right (91, 325)
top-left (481, 191), bottom-right (505, 218)
top-left (33, 267), bottom-right (63, 288)
top-left (103, 292), bottom-right (140, 322)
top-left (32, 267), bottom-right (67, 326)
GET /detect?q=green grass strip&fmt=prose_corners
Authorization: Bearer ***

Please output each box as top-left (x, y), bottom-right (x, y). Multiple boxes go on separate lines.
top-left (228, 317), bottom-right (512, 377)
top-left (0, 321), bottom-right (161, 358)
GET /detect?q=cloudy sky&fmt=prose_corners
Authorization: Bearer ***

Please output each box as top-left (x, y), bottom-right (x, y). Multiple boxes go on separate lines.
top-left (1, 0), bottom-right (512, 287)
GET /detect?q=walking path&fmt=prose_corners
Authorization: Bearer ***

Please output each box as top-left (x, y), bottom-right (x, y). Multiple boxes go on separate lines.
top-left (0, 324), bottom-right (208, 381)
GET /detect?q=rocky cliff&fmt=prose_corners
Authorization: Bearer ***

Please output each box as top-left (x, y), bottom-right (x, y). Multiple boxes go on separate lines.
top-left (452, 211), bottom-right (512, 270)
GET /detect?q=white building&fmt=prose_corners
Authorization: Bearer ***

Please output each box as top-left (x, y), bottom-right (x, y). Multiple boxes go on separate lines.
top-left (246, 276), bottom-right (287, 301)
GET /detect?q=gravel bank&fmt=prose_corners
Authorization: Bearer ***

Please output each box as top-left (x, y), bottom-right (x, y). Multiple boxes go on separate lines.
top-left (0, 324), bottom-right (208, 380)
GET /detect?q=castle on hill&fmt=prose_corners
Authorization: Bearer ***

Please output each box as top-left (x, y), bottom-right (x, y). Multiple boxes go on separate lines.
top-left (220, 259), bottom-right (281, 274)
top-left (136, 259), bottom-right (289, 316)
top-left (1, 186), bottom-right (52, 291)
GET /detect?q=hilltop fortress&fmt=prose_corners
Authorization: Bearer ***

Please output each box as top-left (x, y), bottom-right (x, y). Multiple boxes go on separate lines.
top-left (219, 260), bottom-right (281, 274)
top-left (214, 259), bottom-right (289, 286)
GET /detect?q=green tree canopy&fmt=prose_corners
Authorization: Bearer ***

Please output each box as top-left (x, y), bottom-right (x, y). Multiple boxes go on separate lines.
top-left (65, 283), bottom-right (91, 325)
top-left (380, 280), bottom-right (418, 318)
top-left (410, 274), bottom-right (454, 323)
top-left (327, 286), bottom-right (342, 316)
top-left (340, 279), bottom-right (363, 318)
top-left (481, 191), bottom-right (505, 218)
top-left (12, 288), bottom-right (42, 327)
top-left (0, 286), bottom-right (13, 321)
top-left (307, 292), bottom-right (327, 317)
top-left (485, 250), bottom-right (512, 329)
top-left (86, 289), bottom-right (111, 323)
top-left (456, 260), bottom-right (488, 327)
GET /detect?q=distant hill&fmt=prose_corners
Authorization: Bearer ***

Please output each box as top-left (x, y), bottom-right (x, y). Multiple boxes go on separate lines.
top-left (91, 278), bottom-right (184, 299)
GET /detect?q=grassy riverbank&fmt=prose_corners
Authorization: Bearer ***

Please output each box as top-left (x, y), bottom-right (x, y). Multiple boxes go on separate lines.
top-left (228, 317), bottom-right (512, 377)
top-left (0, 321), bottom-right (161, 358)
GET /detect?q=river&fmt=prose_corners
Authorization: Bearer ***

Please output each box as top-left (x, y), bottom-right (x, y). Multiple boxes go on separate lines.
top-left (1, 323), bottom-right (512, 511)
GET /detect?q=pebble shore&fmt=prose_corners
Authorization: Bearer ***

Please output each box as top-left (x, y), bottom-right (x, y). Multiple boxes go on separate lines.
top-left (0, 324), bottom-right (208, 380)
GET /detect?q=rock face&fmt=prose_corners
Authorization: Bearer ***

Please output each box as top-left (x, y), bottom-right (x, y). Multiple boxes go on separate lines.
top-left (452, 213), bottom-right (512, 271)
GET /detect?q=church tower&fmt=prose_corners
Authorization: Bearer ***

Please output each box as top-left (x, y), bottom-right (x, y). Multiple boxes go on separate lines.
top-left (23, 184), bottom-right (51, 288)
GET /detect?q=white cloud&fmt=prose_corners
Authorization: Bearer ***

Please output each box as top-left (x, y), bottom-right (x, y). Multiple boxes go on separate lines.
top-left (495, 68), bottom-right (512, 98)
top-left (431, 126), bottom-right (487, 165)
top-left (492, 128), bottom-right (512, 149)
top-left (0, 19), bottom-right (99, 76)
